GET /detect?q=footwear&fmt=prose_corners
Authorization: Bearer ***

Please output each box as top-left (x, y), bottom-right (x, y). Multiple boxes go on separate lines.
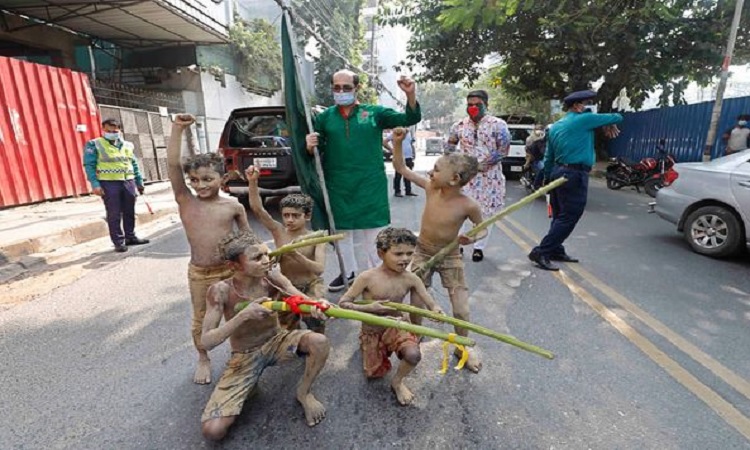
top-left (471, 249), bottom-right (484, 262)
top-left (114, 244), bottom-right (128, 253)
top-left (125, 237), bottom-right (150, 245)
top-left (550, 253), bottom-right (579, 263)
top-left (406, 192), bottom-right (418, 197)
top-left (328, 272), bottom-right (355, 292)
top-left (528, 251), bottom-right (559, 271)
top-left (394, 192), bottom-right (404, 197)
top-left (459, 247), bottom-right (464, 255)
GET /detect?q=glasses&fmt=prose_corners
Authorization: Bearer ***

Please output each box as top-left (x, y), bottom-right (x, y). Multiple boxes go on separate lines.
top-left (332, 84), bottom-right (355, 93)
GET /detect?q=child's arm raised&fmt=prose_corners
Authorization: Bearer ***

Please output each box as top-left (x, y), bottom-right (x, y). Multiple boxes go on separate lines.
top-left (245, 165), bottom-right (284, 242)
top-left (167, 114), bottom-right (195, 203)
top-left (201, 283), bottom-right (273, 351)
top-left (339, 275), bottom-right (397, 316)
top-left (391, 128), bottom-right (428, 189)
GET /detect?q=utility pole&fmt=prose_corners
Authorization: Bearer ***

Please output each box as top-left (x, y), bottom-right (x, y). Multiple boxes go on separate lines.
top-left (368, 0), bottom-right (379, 95)
top-left (703, 0), bottom-right (745, 161)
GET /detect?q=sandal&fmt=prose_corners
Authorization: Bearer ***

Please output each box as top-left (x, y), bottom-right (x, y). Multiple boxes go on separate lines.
top-left (471, 249), bottom-right (484, 262)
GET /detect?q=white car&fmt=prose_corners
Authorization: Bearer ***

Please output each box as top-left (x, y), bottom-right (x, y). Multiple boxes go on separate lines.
top-left (498, 115), bottom-right (535, 176)
top-left (653, 149), bottom-right (750, 257)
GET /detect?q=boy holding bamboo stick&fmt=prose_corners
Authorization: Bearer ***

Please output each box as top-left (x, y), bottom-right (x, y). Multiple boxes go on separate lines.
top-left (167, 114), bottom-right (252, 384)
top-left (246, 165), bottom-right (327, 333)
top-left (339, 227), bottom-right (444, 406)
top-left (201, 231), bottom-right (330, 440)
top-left (391, 127), bottom-right (486, 373)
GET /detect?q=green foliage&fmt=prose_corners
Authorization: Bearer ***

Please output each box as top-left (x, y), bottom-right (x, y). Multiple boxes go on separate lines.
top-left (466, 69), bottom-right (553, 123)
top-left (383, 0), bottom-right (750, 111)
top-left (293, 0), bottom-right (373, 105)
top-left (228, 15), bottom-right (282, 93)
top-left (419, 81), bottom-right (463, 130)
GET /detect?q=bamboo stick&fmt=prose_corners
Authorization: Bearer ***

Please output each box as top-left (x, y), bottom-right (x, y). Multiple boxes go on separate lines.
top-left (267, 233), bottom-right (345, 258)
top-left (235, 300), bottom-right (476, 346)
top-left (414, 177), bottom-right (567, 278)
top-left (354, 300), bottom-right (554, 359)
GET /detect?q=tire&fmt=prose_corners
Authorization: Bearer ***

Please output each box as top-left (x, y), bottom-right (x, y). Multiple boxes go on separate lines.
top-left (683, 206), bottom-right (743, 258)
top-left (644, 177), bottom-right (662, 198)
top-left (606, 174), bottom-right (623, 190)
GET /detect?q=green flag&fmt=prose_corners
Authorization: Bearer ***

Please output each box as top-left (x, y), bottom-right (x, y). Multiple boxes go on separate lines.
top-left (282, 18), bottom-right (328, 230)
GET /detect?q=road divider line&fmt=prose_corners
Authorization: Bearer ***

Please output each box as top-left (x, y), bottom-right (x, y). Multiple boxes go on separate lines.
top-left (503, 216), bottom-right (750, 403)
top-left (497, 221), bottom-right (750, 440)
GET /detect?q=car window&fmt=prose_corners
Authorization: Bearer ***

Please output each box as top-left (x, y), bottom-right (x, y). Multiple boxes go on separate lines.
top-left (508, 128), bottom-right (530, 145)
top-left (229, 115), bottom-right (290, 148)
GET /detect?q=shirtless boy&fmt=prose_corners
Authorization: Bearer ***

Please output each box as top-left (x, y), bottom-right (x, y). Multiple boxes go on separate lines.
top-left (339, 227), bottom-right (443, 406)
top-left (167, 114), bottom-right (252, 384)
top-left (201, 231), bottom-right (330, 440)
top-left (391, 127), bottom-right (486, 373)
top-left (246, 165), bottom-right (326, 333)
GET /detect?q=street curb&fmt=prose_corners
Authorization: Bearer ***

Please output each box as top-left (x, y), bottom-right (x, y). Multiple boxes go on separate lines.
top-left (0, 206), bottom-right (178, 273)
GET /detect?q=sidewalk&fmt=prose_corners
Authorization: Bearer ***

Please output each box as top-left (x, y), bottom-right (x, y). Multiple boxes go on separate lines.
top-left (0, 182), bottom-right (178, 282)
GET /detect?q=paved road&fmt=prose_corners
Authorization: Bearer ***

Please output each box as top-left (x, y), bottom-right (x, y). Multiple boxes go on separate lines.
top-left (2, 159), bottom-right (749, 449)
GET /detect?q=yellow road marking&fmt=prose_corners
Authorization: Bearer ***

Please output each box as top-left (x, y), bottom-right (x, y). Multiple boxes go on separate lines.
top-left (504, 216), bottom-right (750, 402)
top-left (497, 220), bottom-right (750, 441)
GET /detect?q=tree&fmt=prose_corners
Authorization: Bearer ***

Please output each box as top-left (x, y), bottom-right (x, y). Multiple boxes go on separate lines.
top-left (229, 15), bottom-right (282, 93)
top-left (419, 81), bottom-right (463, 130)
top-left (382, 0), bottom-right (750, 111)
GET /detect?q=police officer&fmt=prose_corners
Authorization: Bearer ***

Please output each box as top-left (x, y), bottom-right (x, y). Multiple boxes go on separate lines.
top-left (83, 118), bottom-right (149, 252)
top-left (528, 90), bottom-right (622, 271)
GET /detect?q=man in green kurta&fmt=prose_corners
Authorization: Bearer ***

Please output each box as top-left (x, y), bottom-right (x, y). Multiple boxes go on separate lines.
top-left (306, 70), bottom-right (421, 292)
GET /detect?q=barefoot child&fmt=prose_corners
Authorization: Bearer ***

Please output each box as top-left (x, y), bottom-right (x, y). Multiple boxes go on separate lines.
top-left (245, 165), bottom-right (327, 333)
top-left (201, 231), bottom-right (330, 440)
top-left (391, 127), bottom-right (486, 373)
top-left (339, 227), bottom-right (443, 405)
top-left (167, 114), bottom-right (252, 384)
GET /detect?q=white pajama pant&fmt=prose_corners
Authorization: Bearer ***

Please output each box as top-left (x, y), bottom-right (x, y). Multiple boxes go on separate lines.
top-left (338, 226), bottom-right (386, 275)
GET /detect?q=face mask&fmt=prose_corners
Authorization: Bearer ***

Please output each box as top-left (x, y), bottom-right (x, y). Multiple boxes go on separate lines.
top-left (467, 103), bottom-right (486, 120)
top-left (103, 132), bottom-right (120, 141)
top-left (333, 91), bottom-right (356, 106)
top-left (739, 121), bottom-right (748, 127)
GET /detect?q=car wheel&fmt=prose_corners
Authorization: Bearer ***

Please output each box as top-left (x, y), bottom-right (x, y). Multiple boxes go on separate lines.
top-left (683, 206), bottom-right (743, 257)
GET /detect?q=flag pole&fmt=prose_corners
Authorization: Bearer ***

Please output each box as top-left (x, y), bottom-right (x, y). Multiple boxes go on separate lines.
top-left (281, 3), bottom-right (349, 281)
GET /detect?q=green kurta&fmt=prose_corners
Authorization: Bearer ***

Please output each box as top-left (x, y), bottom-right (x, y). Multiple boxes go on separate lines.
top-left (314, 103), bottom-right (421, 230)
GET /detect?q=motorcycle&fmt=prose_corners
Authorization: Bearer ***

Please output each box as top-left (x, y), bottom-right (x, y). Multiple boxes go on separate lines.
top-left (606, 146), bottom-right (674, 195)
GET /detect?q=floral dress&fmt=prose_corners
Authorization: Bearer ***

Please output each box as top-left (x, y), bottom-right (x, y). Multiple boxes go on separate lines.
top-left (448, 116), bottom-right (510, 217)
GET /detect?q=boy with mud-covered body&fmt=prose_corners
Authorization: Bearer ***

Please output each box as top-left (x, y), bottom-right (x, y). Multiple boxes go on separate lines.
top-left (339, 228), bottom-right (443, 406)
top-left (167, 114), bottom-right (252, 384)
top-left (201, 232), bottom-right (330, 440)
top-left (245, 165), bottom-right (326, 332)
top-left (390, 128), bottom-right (486, 373)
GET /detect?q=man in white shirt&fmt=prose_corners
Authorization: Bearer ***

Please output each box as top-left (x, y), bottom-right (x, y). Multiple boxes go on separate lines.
top-left (723, 118), bottom-right (750, 155)
top-left (385, 128), bottom-right (417, 197)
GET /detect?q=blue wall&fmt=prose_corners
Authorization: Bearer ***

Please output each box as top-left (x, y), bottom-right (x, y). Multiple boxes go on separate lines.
top-left (607, 96), bottom-right (750, 162)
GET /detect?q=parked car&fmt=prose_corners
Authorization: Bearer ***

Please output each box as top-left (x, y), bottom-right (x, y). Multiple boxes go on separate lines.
top-left (218, 106), bottom-right (301, 203)
top-left (652, 149), bottom-right (750, 257)
top-left (498, 115), bottom-right (535, 176)
top-left (425, 137), bottom-right (443, 155)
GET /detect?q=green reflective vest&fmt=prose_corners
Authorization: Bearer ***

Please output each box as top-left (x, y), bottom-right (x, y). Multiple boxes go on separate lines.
top-left (94, 137), bottom-right (135, 181)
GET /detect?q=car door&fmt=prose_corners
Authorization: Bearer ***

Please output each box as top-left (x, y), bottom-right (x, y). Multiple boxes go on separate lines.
top-left (730, 158), bottom-right (750, 233)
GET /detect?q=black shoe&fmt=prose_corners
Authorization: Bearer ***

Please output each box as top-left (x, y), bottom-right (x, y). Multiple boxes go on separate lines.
top-left (460, 247), bottom-right (464, 256)
top-left (406, 192), bottom-right (418, 197)
top-left (114, 244), bottom-right (128, 253)
top-left (471, 249), bottom-right (484, 262)
top-left (550, 253), bottom-right (579, 263)
top-left (125, 237), bottom-right (150, 245)
top-left (328, 272), bottom-right (355, 292)
top-left (528, 251), bottom-right (559, 271)
top-left (394, 192), bottom-right (404, 197)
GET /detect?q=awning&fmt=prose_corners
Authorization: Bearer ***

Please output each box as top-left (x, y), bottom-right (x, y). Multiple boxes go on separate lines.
top-left (0, 0), bottom-right (229, 47)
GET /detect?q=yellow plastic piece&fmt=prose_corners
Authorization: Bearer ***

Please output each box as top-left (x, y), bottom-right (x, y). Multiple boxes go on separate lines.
top-left (440, 334), bottom-right (469, 374)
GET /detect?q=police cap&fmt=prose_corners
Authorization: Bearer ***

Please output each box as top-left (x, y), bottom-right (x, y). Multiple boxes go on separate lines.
top-left (563, 90), bottom-right (597, 106)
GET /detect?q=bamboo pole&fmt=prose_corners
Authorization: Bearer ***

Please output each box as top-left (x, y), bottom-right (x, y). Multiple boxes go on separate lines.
top-left (235, 300), bottom-right (476, 346)
top-left (414, 177), bottom-right (567, 278)
top-left (267, 233), bottom-right (345, 258)
top-left (354, 300), bottom-right (554, 359)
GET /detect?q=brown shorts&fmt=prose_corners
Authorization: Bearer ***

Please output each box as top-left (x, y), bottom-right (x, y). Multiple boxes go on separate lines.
top-left (359, 327), bottom-right (419, 378)
top-left (188, 263), bottom-right (234, 351)
top-left (201, 329), bottom-right (310, 422)
top-left (409, 241), bottom-right (466, 291)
